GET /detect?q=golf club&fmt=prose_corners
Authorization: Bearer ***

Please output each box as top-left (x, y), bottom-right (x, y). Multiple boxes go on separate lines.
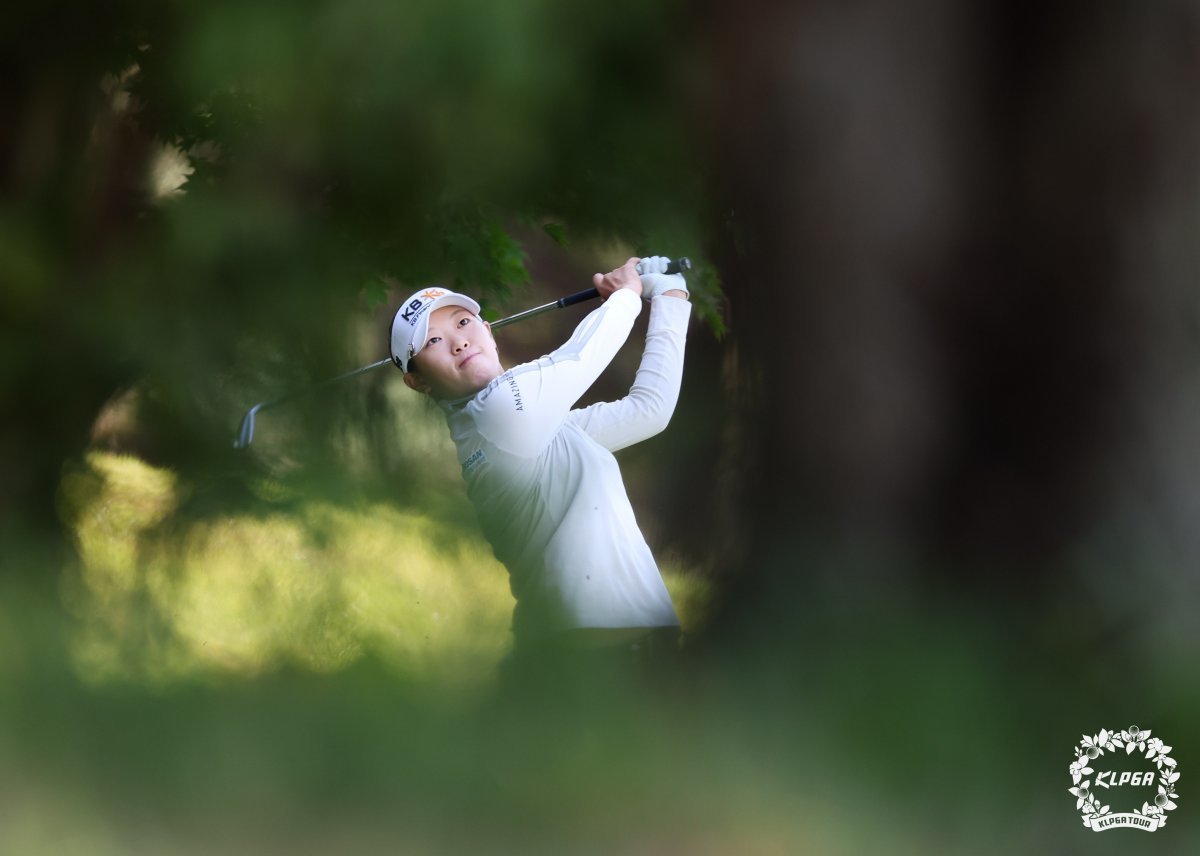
top-left (234, 256), bottom-right (692, 448)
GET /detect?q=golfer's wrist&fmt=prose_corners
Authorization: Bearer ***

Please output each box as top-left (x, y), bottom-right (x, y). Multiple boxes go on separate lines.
top-left (662, 289), bottom-right (689, 300)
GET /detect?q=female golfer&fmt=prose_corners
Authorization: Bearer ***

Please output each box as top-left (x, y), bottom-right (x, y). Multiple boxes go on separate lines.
top-left (389, 257), bottom-right (691, 659)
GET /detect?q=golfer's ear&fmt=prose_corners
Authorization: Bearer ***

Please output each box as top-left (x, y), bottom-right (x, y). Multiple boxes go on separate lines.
top-left (403, 372), bottom-right (431, 395)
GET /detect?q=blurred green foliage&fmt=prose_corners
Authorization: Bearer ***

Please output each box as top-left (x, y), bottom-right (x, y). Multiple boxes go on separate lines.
top-left (55, 450), bottom-right (709, 690)
top-left (1, 0), bottom-right (717, 524)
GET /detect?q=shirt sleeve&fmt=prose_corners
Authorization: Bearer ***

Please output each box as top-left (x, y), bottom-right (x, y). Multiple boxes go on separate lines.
top-left (565, 294), bottom-right (692, 452)
top-left (467, 288), bottom-right (643, 458)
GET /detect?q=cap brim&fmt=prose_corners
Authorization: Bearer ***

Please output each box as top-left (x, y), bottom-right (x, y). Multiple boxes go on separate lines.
top-left (405, 294), bottom-right (482, 371)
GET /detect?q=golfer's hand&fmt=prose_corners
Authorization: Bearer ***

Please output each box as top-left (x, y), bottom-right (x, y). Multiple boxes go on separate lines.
top-left (637, 255), bottom-right (689, 300)
top-left (592, 257), bottom-right (643, 300)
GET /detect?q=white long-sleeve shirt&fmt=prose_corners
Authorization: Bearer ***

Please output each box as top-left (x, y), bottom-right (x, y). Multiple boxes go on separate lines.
top-left (437, 289), bottom-right (691, 642)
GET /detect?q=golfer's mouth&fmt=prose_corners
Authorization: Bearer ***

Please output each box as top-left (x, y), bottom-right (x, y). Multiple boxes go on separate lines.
top-left (459, 353), bottom-right (479, 369)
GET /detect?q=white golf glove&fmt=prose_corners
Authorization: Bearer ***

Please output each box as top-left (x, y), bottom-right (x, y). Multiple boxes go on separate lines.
top-left (637, 255), bottom-right (689, 299)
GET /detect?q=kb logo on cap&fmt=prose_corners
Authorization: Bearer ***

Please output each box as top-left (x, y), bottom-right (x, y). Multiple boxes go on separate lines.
top-left (401, 289), bottom-right (447, 324)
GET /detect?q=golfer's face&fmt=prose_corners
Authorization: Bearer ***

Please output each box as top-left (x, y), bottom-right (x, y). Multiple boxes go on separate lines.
top-left (413, 306), bottom-right (503, 399)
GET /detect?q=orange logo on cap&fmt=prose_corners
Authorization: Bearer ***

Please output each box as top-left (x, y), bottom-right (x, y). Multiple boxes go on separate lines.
top-left (420, 289), bottom-right (446, 301)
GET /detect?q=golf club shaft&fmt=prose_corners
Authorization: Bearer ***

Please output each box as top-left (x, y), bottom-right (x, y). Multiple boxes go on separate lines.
top-left (234, 256), bottom-right (692, 447)
top-left (490, 257), bottom-right (692, 330)
top-left (490, 286), bottom-right (598, 330)
top-left (234, 357), bottom-right (394, 449)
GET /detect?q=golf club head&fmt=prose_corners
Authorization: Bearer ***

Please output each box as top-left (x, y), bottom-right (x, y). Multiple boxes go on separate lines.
top-left (234, 405), bottom-right (259, 449)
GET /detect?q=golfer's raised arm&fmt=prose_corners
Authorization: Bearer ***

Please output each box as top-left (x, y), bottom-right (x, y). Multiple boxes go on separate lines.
top-left (567, 287), bottom-right (691, 452)
top-left (471, 286), bottom-right (642, 457)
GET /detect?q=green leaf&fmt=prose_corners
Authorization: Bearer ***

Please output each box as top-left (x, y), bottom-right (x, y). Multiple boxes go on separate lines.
top-left (362, 278), bottom-right (390, 310)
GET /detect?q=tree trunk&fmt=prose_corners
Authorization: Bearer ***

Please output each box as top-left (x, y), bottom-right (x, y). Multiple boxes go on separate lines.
top-left (702, 0), bottom-right (1200, 643)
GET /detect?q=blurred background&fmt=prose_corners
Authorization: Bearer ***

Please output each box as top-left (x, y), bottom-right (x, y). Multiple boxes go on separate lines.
top-left (1, 0), bottom-right (1197, 852)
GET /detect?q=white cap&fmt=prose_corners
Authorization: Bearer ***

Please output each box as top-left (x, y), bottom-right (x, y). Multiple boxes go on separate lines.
top-left (389, 287), bottom-right (482, 373)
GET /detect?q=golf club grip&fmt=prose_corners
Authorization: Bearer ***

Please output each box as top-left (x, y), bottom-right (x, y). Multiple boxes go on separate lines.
top-left (556, 287), bottom-right (601, 308)
top-left (638, 256), bottom-right (692, 276)
top-left (554, 253), bottom-right (696, 309)
top-left (554, 257), bottom-right (692, 309)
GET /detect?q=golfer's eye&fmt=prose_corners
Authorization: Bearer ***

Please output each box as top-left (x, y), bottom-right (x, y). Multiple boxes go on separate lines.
top-left (458, 317), bottom-right (472, 328)
top-left (427, 336), bottom-right (441, 346)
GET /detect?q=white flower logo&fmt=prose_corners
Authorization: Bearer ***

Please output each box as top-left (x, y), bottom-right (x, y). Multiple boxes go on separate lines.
top-left (1069, 725), bottom-right (1180, 830)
